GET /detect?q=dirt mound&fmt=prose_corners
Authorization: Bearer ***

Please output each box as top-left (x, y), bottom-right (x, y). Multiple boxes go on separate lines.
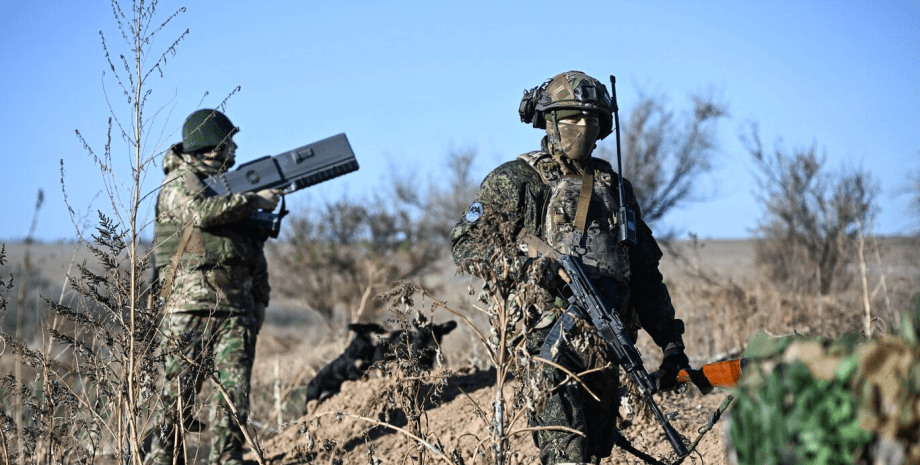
top-left (250, 366), bottom-right (732, 464)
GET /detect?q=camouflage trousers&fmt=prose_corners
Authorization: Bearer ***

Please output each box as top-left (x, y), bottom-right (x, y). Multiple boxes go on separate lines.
top-left (526, 315), bottom-right (620, 465)
top-left (147, 311), bottom-right (258, 465)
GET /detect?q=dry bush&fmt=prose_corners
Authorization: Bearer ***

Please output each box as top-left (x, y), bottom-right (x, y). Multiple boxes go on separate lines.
top-left (269, 149), bottom-right (479, 332)
top-left (268, 195), bottom-right (443, 332)
top-left (662, 236), bottom-right (918, 369)
top-left (907, 166), bottom-right (920, 265)
top-left (0, 216), bottom-right (161, 464)
top-left (279, 281), bottom-right (487, 465)
top-left (0, 191), bottom-right (52, 344)
top-left (911, 166), bottom-right (920, 226)
top-left (394, 147), bottom-right (481, 242)
top-left (362, 283), bottom-right (459, 464)
top-left (744, 124), bottom-right (878, 296)
top-left (0, 2), bottom-right (236, 463)
top-left (595, 90), bottom-right (727, 236)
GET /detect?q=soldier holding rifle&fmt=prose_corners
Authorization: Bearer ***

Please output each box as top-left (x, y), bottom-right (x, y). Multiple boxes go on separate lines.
top-left (451, 71), bottom-right (690, 465)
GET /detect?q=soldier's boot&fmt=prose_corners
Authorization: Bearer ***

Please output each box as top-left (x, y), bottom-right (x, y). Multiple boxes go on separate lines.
top-left (209, 414), bottom-right (247, 465)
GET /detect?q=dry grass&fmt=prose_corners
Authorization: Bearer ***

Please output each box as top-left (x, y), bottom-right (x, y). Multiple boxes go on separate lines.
top-left (657, 236), bottom-right (918, 367)
top-left (1, 234), bottom-right (916, 464)
top-left (6, 234), bottom-right (917, 381)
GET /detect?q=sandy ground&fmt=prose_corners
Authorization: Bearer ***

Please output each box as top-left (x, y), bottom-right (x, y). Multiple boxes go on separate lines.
top-left (247, 362), bottom-right (733, 465)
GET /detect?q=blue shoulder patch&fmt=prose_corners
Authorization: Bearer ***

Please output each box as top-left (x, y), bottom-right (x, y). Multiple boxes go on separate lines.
top-left (465, 202), bottom-right (483, 223)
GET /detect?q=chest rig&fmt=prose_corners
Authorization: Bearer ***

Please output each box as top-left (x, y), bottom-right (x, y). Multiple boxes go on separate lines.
top-left (519, 152), bottom-right (631, 281)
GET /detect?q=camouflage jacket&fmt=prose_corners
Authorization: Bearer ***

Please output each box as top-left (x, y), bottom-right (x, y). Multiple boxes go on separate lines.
top-left (153, 145), bottom-right (270, 314)
top-left (451, 141), bottom-right (685, 352)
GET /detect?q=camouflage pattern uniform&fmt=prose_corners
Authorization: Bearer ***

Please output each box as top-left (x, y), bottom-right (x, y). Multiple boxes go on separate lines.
top-left (451, 71), bottom-right (687, 465)
top-left (148, 138), bottom-right (270, 465)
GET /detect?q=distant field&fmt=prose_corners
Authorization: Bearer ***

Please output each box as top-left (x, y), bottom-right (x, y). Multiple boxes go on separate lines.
top-left (3, 236), bottom-right (915, 334)
top-left (2, 235), bottom-right (916, 359)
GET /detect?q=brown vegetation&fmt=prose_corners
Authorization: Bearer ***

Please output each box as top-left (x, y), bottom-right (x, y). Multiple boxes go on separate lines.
top-left (2, 231), bottom-right (915, 464)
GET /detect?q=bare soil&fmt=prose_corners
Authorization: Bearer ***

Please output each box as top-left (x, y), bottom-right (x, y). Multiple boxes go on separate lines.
top-left (248, 362), bottom-right (733, 464)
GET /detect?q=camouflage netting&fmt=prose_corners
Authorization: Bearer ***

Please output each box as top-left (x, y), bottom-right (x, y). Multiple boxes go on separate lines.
top-left (729, 301), bottom-right (920, 465)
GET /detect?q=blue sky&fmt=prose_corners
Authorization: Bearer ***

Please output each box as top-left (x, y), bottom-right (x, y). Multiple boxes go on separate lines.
top-left (1, 0), bottom-right (917, 242)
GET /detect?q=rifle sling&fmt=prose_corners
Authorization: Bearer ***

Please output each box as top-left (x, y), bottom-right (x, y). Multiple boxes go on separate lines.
top-left (158, 223), bottom-right (195, 301)
top-left (614, 433), bottom-right (668, 465)
top-left (573, 174), bottom-right (593, 239)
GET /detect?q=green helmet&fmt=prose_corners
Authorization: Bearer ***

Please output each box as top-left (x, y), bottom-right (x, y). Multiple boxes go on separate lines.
top-left (518, 71), bottom-right (613, 139)
top-left (182, 109), bottom-right (238, 153)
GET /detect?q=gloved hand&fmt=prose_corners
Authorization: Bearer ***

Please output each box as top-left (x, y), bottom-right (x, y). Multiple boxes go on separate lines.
top-left (254, 302), bottom-right (266, 332)
top-left (656, 350), bottom-right (691, 392)
top-left (523, 257), bottom-right (565, 290)
top-left (252, 189), bottom-right (282, 210)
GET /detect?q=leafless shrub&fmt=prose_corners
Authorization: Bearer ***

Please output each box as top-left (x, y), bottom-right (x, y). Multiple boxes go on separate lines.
top-left (744, 123), bottom-right (878, 296)
top-left (269, 194), bottom-right (442, 330)
top-left (394, 147), bottom-right (481, 243)
top-left (0, 2), bottom-right (209, 463)
top-left (907, 164), bottom-right (920, 261)
top-left (269, 149), bottom-right (479, 330)
top-left (663, 235), bottom-right (917, 372)
top-left (0, 238), bottom-right (56, 341)
top-left (0, 215), bottom-right (162, 464)
top-left (596, 90), bottom-right (727, 235)
top-left (361, 283), bottom-right (458, 465)
top-left (452, 205), bottom-right (560, 465)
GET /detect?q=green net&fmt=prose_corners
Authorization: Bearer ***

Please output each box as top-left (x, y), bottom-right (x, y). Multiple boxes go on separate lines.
top-left (730, 303), bottom-right (920, 464)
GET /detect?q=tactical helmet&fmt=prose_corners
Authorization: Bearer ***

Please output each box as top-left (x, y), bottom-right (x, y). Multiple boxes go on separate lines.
top-left (519, 71), bottom-right (613, 139)
top-left (182, 109), bottom-right (238, 153)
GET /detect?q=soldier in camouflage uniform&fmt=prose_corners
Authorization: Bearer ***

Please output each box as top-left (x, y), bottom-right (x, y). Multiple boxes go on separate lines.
top-left (147, 109), bottom-right (280, 465)
top-left (451, 71), bottom-right (690, 465)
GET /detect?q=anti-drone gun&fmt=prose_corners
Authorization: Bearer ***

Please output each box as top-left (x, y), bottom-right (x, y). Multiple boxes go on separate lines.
top-left (204, 133), bottom-right (358, 237)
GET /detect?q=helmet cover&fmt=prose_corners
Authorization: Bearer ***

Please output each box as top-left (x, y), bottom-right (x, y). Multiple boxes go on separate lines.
top-left (182, 109), bottom-right (238, 153)
top-left (519, 71), bottom-right (613, 139)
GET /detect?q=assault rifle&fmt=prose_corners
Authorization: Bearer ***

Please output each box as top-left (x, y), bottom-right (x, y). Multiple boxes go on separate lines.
top-left (518, 231), bottom-right (689, 458)
top-left (204, 133), bottom-right (358, 237)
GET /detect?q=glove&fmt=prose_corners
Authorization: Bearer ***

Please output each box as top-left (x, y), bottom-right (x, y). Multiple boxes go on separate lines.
top-left (254, 302), bottom-right (266, 332)
top-left (252, 189), bottom-right (282, 211)
top-left (656, 349), bottom-right (691, 392)
top-left (523, 257), bottom-right (565, 290)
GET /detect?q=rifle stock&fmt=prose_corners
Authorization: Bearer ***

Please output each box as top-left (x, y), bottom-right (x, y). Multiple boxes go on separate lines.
top-left (676, 359), bottom-right (747, 393)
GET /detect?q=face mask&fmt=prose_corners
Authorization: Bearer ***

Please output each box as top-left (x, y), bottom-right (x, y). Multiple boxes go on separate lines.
top-left (557, 120), bottom-right (599, 161)
top-left (201, 158), bottom-right (230, 173)
top-left (201, 142), bottom-right (236, 173)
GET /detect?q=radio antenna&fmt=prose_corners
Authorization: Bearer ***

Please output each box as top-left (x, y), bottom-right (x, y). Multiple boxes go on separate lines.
top-left (610, 75), bottom-right (637, 246)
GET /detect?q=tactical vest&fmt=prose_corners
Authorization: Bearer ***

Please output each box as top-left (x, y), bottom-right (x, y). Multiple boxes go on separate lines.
top-left (153, 172), bottom-right (256, 274)
top-left (519, 151), bottom-right (631, 281)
